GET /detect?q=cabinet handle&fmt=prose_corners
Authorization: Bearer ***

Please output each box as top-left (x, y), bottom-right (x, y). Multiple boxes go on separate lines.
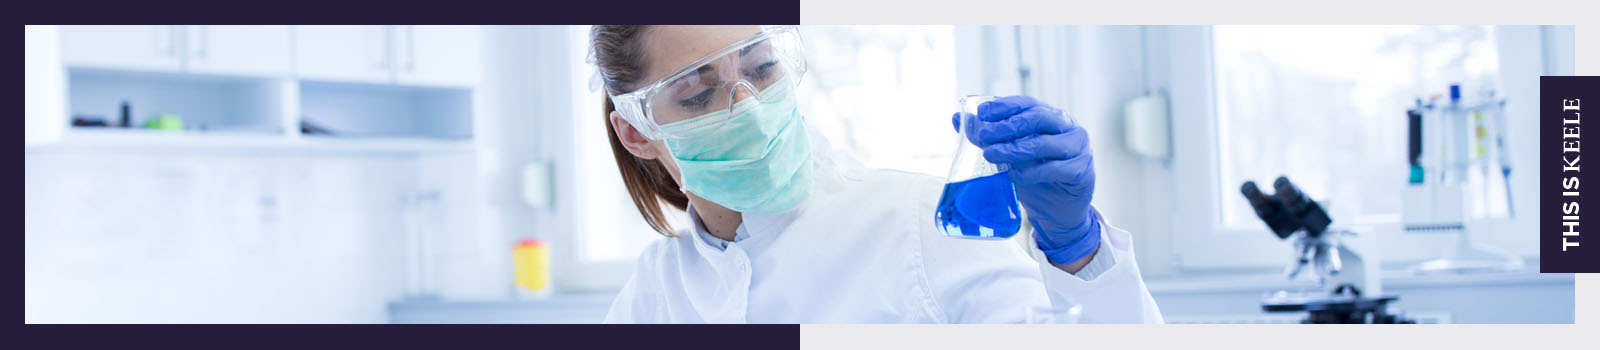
top-left (196, 26), bottom-right (208, 60)
top-left (405, 26), bottom-right (416, 72)
top-left (378, 26), bottom-right (392, 70)
top-left (165, 25), bottom-right (178, 58)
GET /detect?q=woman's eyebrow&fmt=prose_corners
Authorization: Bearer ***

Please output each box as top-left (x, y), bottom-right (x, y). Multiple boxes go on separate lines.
top-left (739, 39), bottom-right (768, 56)
top-left (693, 61), bottom-right (717, 75)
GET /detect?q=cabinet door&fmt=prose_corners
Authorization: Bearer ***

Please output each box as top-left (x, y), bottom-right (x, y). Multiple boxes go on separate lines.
top-left (293, 25), bottom-right (392, 84)
top-left (26, 26), bottom-right (66, 147)
top-left (186, 25), bottom-right (292, 76)
top-left (59, 25), bottom-right (183, 71)
top-left (394, 26), bottom-right (481, 87)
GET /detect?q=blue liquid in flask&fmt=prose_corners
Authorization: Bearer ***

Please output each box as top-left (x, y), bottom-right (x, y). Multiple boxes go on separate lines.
top-left (935, 171), bottom-right (1023, 239)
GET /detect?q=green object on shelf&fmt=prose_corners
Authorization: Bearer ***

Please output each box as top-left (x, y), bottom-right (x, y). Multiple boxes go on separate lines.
top-left (143, 113), bottom-right (184, 131)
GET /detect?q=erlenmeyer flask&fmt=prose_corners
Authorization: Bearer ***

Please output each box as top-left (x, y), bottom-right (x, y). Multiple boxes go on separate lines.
top-left (935, 95), bottom-right (1023, 239)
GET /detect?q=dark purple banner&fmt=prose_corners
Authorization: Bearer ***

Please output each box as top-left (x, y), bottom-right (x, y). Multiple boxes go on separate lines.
top-left (19, 324), bottom-right (801, 349)
top-left (1541, 76), bottom-right (1597, 273)
top-left (14, 0), bottom-right (802, 24)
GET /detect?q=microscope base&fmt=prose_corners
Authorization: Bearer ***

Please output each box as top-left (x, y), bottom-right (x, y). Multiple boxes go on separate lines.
top-left (1262, 290), bottom-right (1414, 324)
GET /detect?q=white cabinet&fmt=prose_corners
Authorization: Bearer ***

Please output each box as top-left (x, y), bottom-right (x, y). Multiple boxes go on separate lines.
top-left (293, 26), bottom-right (393, 84)
top-left (294, 25), bottom-right (480, 87)
top-left (44, 25), bottom-right (479, 144)
top-left (59, 25), bottom-right (291, 77)
top-left (185, 26), bottom-right (292, 76)
top-left (56, 25), bottom-right (479, 85)
top-left (395, 26), bottom-right (482, 87)
top-left (60, 25), bottom-right (183, 71)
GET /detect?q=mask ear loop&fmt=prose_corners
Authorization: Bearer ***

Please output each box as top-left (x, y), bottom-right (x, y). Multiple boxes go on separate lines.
top-left (657, 145), bottom-right (692, 196)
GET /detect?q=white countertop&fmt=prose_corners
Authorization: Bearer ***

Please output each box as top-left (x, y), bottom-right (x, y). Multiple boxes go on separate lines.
top-left (1146, 268), bottom-right (1572, 295)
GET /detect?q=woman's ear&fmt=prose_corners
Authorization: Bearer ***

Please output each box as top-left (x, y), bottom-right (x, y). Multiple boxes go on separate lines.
top-left (610, 111), bottom-right (661, 160)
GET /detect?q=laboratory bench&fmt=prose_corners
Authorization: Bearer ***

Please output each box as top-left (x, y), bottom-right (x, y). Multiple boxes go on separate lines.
top-left (388, 270), bottom-right (1574, 324)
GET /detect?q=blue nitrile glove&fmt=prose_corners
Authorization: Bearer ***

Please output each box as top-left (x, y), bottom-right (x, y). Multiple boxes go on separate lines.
top-left (951, 95), bottom-right (1101, 265)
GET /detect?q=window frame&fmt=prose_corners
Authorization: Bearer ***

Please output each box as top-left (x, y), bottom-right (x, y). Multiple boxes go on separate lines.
top-left (1165, 26), bottom-right (1564, 270)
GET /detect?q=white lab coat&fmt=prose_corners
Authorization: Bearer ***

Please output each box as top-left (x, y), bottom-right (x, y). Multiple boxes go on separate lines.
top-left (603, 131), bottom-right (1163, 323)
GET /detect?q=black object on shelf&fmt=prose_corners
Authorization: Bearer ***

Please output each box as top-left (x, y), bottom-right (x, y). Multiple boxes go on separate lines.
top-left (119, 100), bottom-right (132, 128)
top-left (72, 116), bottom-right (108, 127)
top-left (300, 118), bottom-right (339, 136)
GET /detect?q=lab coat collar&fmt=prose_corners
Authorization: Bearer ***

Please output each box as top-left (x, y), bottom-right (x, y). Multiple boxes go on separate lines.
top-left (685, 205), bottom-right (728, 258)
top-left (688, 205), bottom-right (746, 251)
top-left (684, 196), bottom-right (807, 256)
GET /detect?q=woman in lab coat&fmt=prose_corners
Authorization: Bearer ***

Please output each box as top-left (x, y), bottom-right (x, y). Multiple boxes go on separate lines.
top-left (591, 25), bottom-right (1162, 323)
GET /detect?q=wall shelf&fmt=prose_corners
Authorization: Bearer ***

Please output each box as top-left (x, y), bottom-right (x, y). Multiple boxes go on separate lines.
top-left (299, 80), bottom-right (474, 140)
top-left (67, 68), bottom-right (290, 135)
top-left (53, 66), bottom-right (477, 155)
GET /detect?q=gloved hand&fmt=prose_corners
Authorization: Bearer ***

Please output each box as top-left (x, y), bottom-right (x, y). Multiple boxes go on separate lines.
top-left (951, 96), bottom-right (1101, 265)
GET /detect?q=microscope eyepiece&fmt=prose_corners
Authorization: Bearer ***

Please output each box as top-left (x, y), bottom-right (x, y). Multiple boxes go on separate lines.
top-left (1239, 176), bottom-right (1331, 239)
top-left (1241, 181), bottom-right (1269, 206)
top-left (1274, 176), bottom-right (1305, 205)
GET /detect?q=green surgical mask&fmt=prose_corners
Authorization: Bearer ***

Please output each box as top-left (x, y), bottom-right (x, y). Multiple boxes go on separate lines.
top-left (659, 79), bottom-right (812, 214)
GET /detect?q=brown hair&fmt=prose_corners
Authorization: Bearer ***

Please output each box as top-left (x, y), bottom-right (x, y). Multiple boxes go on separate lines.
top-left (592, 25), bottom-right (688, 236)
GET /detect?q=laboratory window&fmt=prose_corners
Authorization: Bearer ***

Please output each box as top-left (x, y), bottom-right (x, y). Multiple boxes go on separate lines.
top-left (1211, 25), bottom-right (1503, 229)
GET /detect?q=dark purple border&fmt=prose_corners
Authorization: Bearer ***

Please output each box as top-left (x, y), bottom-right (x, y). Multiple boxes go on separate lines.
top-left (19, 324), bottom-right (801, 348)
top-left (14, 0), bottom-right (800, 25)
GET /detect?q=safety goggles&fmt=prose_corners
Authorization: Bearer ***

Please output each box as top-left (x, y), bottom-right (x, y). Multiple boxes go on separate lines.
top-left (604, 26), bottom-right (806, 140)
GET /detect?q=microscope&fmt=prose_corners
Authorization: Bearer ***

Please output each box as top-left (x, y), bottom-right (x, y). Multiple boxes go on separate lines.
top-left (1240, 177), bottom-right (1414, 324)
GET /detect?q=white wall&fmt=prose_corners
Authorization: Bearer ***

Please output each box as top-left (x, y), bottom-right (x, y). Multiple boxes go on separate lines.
top-left (476, 26), bottom-right (620, 293)
top-left (1059, 26), bottom-right (1180, 278)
